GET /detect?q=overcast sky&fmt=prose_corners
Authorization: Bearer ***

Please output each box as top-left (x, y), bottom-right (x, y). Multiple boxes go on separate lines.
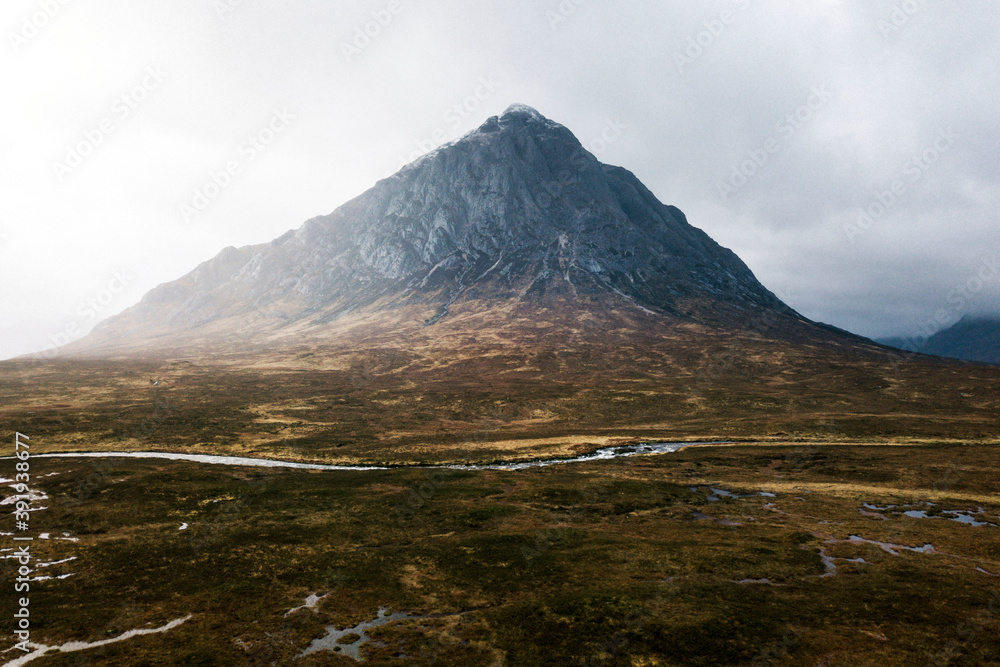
top-left (2, 0), bottom-right (998, 359)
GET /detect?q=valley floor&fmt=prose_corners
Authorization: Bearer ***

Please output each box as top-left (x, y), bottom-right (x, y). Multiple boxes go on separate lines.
top-left (2, 442), bottom-right (998, 665)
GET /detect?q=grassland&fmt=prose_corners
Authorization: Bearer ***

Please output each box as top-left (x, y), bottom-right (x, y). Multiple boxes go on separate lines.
top-left (2, 318), bottom-right (998, 665)
top-left (1, 323), bottom-right (998, 468)
top-left (2, 443), bottom-right (998, 665)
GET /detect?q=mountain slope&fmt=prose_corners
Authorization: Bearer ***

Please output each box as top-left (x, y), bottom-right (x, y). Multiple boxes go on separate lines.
top-left (880, 315), bottom-right (1000, 365)
top-left (72, 104), bottom-right (817, 356)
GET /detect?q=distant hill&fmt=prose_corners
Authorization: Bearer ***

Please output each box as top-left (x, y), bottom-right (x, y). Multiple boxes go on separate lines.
top-left (878, 316), bottom-right (1000, 365)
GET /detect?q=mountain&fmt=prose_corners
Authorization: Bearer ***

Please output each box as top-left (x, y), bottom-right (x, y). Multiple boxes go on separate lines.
top-left (70, 104), bottom-right (829, 357)
top-left (879, 315), bottom-right (1000, 365)
top-left (15, 104), bottom-right (1000, 456)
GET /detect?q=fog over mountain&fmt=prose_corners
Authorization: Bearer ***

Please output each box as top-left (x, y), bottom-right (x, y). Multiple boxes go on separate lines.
top-left (879, 315), bottom-right (1000, 365)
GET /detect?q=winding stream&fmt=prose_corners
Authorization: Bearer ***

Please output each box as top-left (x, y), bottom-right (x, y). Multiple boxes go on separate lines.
top-left (22, 441), bottom-right (720, 472)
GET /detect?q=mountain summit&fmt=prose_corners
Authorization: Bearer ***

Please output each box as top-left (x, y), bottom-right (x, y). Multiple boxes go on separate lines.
top-left (76, 104), bottom-right (807, 355)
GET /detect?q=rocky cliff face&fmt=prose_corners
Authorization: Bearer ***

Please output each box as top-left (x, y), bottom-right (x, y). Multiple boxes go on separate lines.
top-left (78, 104), bottom-right (802, 353)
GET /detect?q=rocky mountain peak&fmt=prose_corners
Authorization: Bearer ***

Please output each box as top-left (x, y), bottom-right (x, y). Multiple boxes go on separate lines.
top-left (500, 102), bottom-right (545, 119)
top-left (77, 104), bottom-right (800, 353)
top-left (493, 103), bottom-right (565, 131)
